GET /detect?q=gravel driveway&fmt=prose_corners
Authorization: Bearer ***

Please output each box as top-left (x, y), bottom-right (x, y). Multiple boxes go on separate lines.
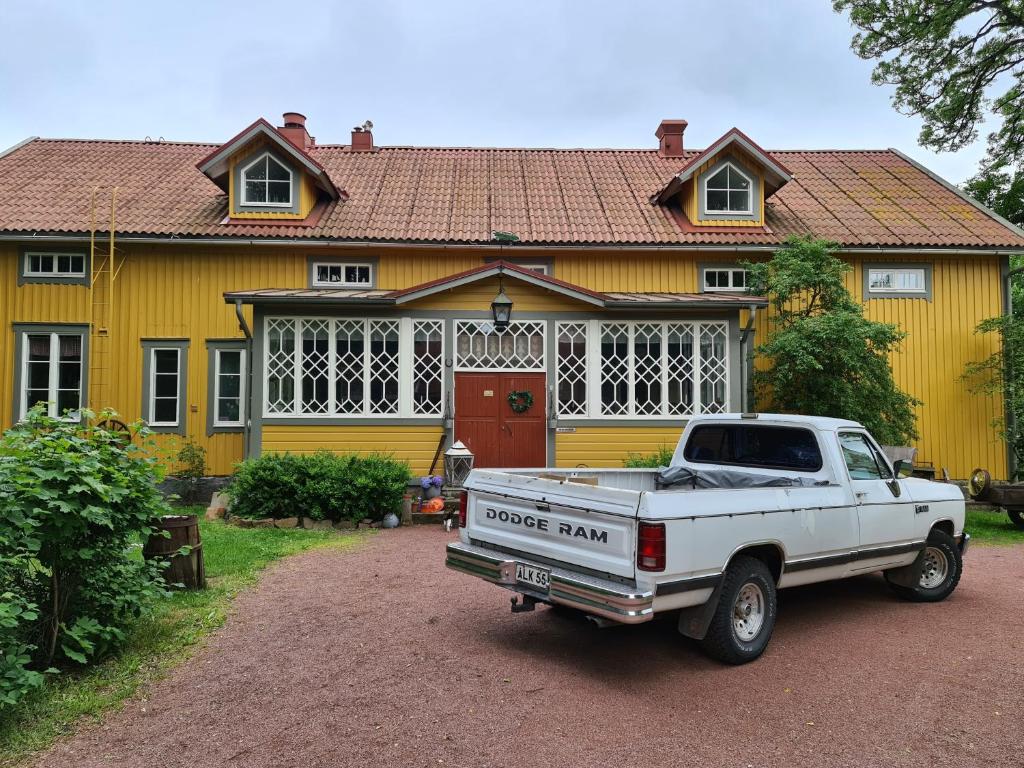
top-left (34, 528), bottom-right (1024, 768)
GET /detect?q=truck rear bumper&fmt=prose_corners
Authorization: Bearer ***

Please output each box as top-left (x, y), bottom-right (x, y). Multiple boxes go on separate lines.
top-left (445, 541), bottom-right (654, 624)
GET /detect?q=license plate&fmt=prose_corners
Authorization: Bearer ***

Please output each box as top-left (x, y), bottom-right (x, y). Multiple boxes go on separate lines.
top-left (515, 563), bottom-right (550, 591)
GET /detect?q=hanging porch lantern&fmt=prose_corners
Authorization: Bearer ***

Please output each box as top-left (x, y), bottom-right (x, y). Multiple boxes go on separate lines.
top-left (444, 440), bottom-right (475, 489)
top-left (490, 268), bottom-right (513, 331)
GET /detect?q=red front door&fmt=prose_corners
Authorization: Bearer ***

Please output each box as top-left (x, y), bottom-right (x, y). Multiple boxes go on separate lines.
top-left (454, 372), bottom-right (547, 468)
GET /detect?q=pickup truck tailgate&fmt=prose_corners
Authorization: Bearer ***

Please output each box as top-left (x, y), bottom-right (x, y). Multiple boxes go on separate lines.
top-left (465, 471), bottom-right (641, 579)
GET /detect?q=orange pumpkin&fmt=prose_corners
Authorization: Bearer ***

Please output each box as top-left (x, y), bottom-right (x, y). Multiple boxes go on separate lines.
top-left (422, 496), bottom-right (445, 513)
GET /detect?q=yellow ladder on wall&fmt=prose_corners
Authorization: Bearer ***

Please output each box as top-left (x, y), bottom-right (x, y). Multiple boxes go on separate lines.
top-left (88, 187), bottom-right (126, 413)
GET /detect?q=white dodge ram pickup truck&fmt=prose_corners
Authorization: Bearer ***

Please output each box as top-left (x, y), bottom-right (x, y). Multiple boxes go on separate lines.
top-left (446, 414), bottom-right (969, 664)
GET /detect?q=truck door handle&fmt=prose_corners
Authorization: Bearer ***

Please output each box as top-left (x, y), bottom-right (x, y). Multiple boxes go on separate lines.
top-left (855, 491), bottom-right (867, 500)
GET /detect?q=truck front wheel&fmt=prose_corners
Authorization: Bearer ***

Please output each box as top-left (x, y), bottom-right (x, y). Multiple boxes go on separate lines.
top-left (699, 555), bottom-right (778, 665)
top-left (885, 529), bottom-right (962, 602)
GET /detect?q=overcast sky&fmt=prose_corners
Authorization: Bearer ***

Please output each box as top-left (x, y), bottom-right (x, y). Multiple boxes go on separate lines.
top-left (0, 0), bottom-right (993, 185)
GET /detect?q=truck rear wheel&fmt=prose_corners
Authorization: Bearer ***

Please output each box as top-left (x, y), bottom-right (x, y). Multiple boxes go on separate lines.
top-left (885, 529), bottom-right (962, 602)
top-left (699, 555), bottom-right (777, 665)
top-left (1007, 508), bottom-right (1024, 530)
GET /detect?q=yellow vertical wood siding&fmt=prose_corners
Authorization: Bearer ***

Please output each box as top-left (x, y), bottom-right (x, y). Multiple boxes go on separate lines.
top-left (261, 424), bottom-right (444, 476)
top-left (0, 243), bottom-right (1009, 479)
top-left (555, 426), bottom-right (681, 468)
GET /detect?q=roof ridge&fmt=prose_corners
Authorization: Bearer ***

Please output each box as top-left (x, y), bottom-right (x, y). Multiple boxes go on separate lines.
top-left (33, 137), bottom-right (219, 147)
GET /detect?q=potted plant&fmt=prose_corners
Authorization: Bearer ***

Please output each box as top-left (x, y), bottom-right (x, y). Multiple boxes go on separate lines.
top-left (420, 475), bottom-right (443, 499)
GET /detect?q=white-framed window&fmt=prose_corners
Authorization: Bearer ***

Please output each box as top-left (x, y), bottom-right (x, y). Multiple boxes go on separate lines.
top-left (24, 252), bottom-right (86, 278)
top-left (512, 263), bottom-right (549, 275)
top-left (148, 348), bottom-right (182, 426)
top-left (263, 317), bottom-right (444, 418)
top-left (702, 267), bottom-right (748, 292)
top-left (555, 320), bottom-right (729, 418)
top-left (313, 262), bottom-right (374, 287)
top-left (867, 268), bottom-right (927, 294)
top-left (704, 161), bottom-right (753, 214)
top-left (240, 152), bottom-right (293, 207)
top-left (214, 349), bottom-right (245, 427)
top-left (20, 331), bottom-right (84, 421)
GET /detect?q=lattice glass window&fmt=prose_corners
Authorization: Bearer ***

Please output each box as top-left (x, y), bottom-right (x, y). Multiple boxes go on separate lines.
top-left (266, 318), bottom-right (297, 414)
top-left (556, 322), bottom-right (587, 416)
top-left (300, 320), bottom-right (331, 413)
top-left (666, 323), bottom-right (695, 415)
top-left (600, 323), bottom-right (630, 416)
top-left (593, 320), bottom-right (729, 418)
top-left (454, 320), bottom-right (545, 370)
top-left (334, 320), bottom-right (365, 414)
top-left (699, 323), bottom-right (728, 413)
top-left (412, 320), bottom-right (444, 415)
top-left (368, 320), bottom-right (400, 414)
top-left (633, 323), bottom-right (663, 416)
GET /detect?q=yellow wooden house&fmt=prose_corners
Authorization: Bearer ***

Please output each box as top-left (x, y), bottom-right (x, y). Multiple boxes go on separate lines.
top-left (1, 113), bottom-right (1020, 478)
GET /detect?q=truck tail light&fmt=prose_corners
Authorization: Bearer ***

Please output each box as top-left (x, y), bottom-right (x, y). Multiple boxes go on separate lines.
top-left (458, 490), bottom-right (468, 528)
top-left (637, 522), bottom-right (666, 571)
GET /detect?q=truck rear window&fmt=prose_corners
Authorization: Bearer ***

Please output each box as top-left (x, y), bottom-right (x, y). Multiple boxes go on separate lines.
top-left (683, 424), bottom-right (823, 472)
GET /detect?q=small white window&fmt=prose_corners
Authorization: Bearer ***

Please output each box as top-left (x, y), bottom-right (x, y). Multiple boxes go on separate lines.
top-left (703, 268), bottom-right (747, 292)
top-left (868, 268), bottom-right (926, 294)
top-left (313, 263), bottom-right (374, 287)
top-left (515, 263), bottom-right (549, 275)
top-left (704, 162), bottom-right (752, 214)
top-left (149, 348), bottom-right (181, 426)
top-left (24, 252), bottom-right (86, 278)
top-left (20, 332), bottom-right (84, 420)
top-left (214, 349), bottom-right (245, 427)
top-left (241, 153), bottom-right (292, 207)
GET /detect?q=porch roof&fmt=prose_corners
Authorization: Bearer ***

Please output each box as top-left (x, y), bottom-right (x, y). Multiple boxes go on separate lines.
top-left (223, 261), bottom-right (769, 309)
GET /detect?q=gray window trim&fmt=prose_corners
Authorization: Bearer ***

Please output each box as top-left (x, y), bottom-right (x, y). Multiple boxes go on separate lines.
top-left (698, 262), bottom-right (749, 293)
top-left (697, 155), bottom-right (761, 222)
top-left (17, 246), bottom-right (90, 286)
top-left (206, 340), bottom-right (247, 436)
top-left (306, 255), bottom-right (380, 288)
top-left (141, 339), bottom-right (189, 434)
top-left (11, 323), bottom-right (90, 423)
top-left (231, 150), bottom-right (301, 216)
top-left (862, 262), bottom-right (933, 300)
top-left (482, 256), bottom-right (554, 275)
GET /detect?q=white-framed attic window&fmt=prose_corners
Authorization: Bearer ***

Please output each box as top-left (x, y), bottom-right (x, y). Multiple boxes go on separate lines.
top-left (703, 161), bottom-right (753, 214)
top-left (702, 267), bottom-right (748, 292)
top-left (240, 152), bottom-right (293, 207)
top-left (312, 262), bottom-right (374, 288)
top-left (24, 252), bottom-right (86, 278)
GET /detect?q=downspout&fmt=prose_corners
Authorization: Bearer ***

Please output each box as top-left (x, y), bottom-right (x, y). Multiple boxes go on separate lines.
top-left (1003, 264), bottom-right (1023, 479)
top-left (738, 304), bottom-right (759, 412)
top-left (234, 299), bottom-right (254, 459)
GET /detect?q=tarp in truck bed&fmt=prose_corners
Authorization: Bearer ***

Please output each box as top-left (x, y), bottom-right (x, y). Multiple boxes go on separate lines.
top-left (656, 466), bottom-right (822, 489)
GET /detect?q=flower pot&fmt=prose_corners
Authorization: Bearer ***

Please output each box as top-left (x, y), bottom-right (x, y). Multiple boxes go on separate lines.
top-left (423, 485), bottom-right (441, 499)
top-left (381, 512), bottom-right (400, 529)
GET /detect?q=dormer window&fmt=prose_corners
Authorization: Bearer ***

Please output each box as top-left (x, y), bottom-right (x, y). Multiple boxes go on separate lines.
top-left (704, 161), bottom-right (752, 214)
top-left (241, 153), bottom-right (292, 207)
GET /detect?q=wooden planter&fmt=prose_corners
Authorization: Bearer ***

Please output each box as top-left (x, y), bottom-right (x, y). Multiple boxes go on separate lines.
top-left (143, 514), bottom-right (206, 589)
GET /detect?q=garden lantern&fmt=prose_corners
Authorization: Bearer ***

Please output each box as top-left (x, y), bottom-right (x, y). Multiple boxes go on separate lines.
top-left (444, 440), bottom-right (475, 488)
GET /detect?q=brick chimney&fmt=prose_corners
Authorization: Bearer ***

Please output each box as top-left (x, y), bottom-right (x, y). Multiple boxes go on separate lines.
top-left (278, 112), bottom-right (314, 151)
top-left (350, 122), bottom-right (374, 152)
top-left (655, 119), bottom-right (687, 158)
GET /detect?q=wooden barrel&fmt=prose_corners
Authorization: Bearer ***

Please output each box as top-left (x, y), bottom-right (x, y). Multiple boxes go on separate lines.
top-left (143, 514), bottom-right (206, 589)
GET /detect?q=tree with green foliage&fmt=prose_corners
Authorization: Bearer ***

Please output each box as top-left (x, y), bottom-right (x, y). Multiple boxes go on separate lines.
top-left (0, 408), bottom-right (171, 711)
top-left (744, 236), bottom-right (920, 445)
top-left (834, 0), bottom-right (1024, 171)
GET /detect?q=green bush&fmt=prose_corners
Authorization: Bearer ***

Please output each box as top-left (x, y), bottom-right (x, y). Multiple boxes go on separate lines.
top-left (228, 451), bottom-right (410, 523)
top-left (623, 446), bottom-right (674, 468)
top-left (0, 407), bottom-right (172, 711)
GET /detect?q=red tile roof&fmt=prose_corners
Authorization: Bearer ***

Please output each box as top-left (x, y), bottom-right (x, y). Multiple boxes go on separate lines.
top-left (1, 137), bottom-right (1021, 248)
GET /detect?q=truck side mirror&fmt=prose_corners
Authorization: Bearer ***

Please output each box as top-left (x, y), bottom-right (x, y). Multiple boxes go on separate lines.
top-left (892, 459), bottom-right (906, 478)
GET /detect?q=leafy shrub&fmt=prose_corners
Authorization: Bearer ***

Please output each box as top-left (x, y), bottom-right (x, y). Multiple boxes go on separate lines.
top-left (0, 407), bottom-right (171, 710)
top-left (623, 446), bottom-right (674, 468)
top-left (228, 451), bottom-right (410, 523)
top-left (174, 439), bottom-right (208, 503)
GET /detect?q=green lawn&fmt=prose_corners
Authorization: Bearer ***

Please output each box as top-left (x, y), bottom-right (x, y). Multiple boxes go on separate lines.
top-left (965, 506), bottom-right (1024, 545)
top-left (0, 514), bottom-right (362, 767)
